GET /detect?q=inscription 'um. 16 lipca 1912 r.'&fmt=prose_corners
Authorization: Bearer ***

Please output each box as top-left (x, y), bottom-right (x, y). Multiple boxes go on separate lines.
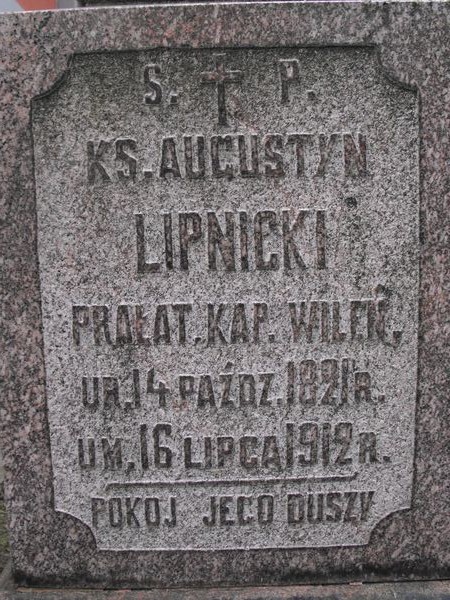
top-left (31, 46), bottom-right (419, 550)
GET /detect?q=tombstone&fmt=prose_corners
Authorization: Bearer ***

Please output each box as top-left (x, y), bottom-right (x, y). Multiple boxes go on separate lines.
top-left (0, 1), bottom-right (449, 597)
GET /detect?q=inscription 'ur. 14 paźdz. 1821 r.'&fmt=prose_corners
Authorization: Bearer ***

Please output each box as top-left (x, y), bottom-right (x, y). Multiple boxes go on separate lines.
top-left (31, 47), bottom-right (419, 551)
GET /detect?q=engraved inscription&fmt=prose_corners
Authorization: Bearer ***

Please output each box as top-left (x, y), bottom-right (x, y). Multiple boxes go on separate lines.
top-left (279, 59), bottom-right (300, 104)
top-left (32, 47), bottom-right (419, 551)
top-left (201, 54), bottom-right (243, 125)
top-left (86, 132), bottom-right (367, 183)
top-left (134, 209), bottom-right (329, 273)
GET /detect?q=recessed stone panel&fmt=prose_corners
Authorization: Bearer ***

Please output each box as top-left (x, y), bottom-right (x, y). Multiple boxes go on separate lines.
top-left (31, 46), bottom-right (419, 551)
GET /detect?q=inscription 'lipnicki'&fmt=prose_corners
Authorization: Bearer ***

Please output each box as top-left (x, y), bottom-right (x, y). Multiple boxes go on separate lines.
top-left (31, 47), bottom-right (419, 550)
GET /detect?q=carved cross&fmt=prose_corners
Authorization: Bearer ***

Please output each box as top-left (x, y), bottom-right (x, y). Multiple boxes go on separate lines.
top-left (201, 54), bottom-right (243, 126)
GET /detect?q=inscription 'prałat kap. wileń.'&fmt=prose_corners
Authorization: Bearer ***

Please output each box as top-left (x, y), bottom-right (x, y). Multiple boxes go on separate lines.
top-left (32, 48), bottom-right (419, 550)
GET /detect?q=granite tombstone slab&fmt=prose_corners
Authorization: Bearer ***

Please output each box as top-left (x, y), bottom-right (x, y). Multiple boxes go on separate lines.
top-left (0, 0), bottom-right (449, 590)
top-left (32, 45), bottom-right (419, 552)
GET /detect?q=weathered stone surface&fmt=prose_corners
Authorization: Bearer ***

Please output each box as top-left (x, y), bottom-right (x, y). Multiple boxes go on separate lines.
top-left (1, 577), bottom-right (450, 600)
top-left (0, 0), bottom-right (449, 589)
top-left (31, 45), bottom-right (419, 552)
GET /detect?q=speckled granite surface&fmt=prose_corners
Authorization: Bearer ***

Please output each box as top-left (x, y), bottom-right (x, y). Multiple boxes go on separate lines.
top-left (1, 576), bottom-right (450, 599)
top-left (0, 0), bottom-right (449, 589)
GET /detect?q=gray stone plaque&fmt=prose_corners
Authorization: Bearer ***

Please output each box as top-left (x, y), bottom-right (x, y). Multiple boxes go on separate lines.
top-left (31, 47), bottom-right (419, 551)
top-left (5, 0), bottom-right (450, 589)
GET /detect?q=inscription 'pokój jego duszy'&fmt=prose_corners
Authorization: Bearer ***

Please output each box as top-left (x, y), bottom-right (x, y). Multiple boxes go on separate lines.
top-left (32, 47), bottom-right (419, 550)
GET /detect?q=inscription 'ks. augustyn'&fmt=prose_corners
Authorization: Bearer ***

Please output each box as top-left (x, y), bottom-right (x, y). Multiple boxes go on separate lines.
top-left (87, 132), bottom-right (367, 183)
